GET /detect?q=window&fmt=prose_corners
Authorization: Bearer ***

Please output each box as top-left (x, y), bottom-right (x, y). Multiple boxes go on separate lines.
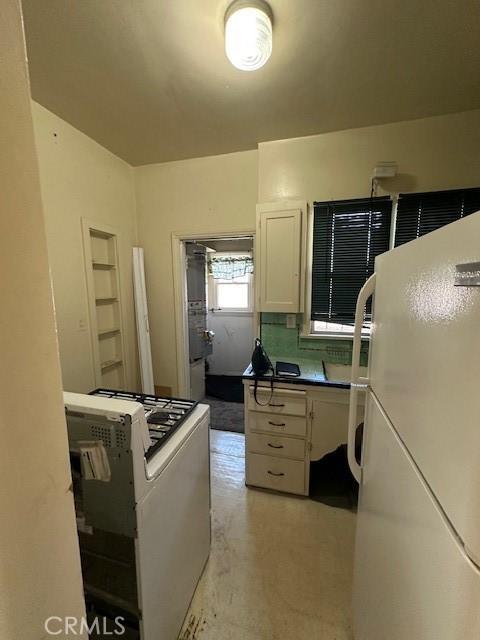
top-left (208, 253), bottom-right (253, 313)
top-left (215, 273), bottom-right (250, 310)
top-left (312, 320), bottom-right (364, 335)
top-left (307, 187), bottom-right (480, 338)
top-left (310, 197), bottom-right (391, 336)
top-left (394, 187), bottom-right (480, 247)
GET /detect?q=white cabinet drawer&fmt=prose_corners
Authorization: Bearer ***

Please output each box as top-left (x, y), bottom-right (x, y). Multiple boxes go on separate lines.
top-left (249, 411), bottom-right (307, 438)
top-left (247, 453), bottom-right (306, 495)
top-left (247, 386), bottom-right (306, 416)
top-left (247, 432), bottom-right (305, 460)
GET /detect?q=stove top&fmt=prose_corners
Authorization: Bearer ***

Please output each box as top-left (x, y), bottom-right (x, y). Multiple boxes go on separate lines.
top-left (89, 388), bottom-right (199, 460)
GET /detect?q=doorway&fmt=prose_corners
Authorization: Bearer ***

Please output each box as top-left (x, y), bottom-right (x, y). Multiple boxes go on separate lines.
top-left (174, 233), bottom-right (255, 433)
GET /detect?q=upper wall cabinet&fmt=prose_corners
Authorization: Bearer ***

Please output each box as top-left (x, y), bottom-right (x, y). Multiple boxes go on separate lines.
top-left (256, 201), bottom-right (307, 313)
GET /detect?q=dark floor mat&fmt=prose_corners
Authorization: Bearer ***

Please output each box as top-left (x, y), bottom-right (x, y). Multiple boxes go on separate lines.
top-left (205, 374), bottom-right (244, 403)
top-left (202, 396), bottom-right (244, 433)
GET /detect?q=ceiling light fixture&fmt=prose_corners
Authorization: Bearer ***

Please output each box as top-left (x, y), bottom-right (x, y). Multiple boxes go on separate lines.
top-left (225, 0), bottom-right (273, 71)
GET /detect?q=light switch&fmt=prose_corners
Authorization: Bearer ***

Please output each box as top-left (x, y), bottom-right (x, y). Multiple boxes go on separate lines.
top-left (286, 314), bottom-right (296, 329)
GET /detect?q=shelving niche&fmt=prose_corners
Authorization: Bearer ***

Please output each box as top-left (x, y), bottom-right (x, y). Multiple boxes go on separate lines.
top-left (82, 219), bottom-right (126, 389)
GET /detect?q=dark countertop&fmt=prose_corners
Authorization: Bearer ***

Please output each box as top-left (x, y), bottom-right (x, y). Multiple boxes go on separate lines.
top-left (242, 364), bottom-right (350, 390)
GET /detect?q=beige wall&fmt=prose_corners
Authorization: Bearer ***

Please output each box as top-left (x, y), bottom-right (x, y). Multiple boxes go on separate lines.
top-left (32, 105), bottom-right (480, 397)
top-left (0, 1), bottom-right (85, 636)
top-left (32, 103), bottom-right (139, 393)
top-left (258, 109), bottom-right (480, 202)
top-left (134, 151), bottom-right (258, 392)
top-left (134, 110), bottom-right (480, 394)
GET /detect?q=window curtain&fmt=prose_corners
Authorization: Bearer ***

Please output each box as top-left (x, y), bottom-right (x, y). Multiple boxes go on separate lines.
top-left (208, 255), bottom-right (253, 280)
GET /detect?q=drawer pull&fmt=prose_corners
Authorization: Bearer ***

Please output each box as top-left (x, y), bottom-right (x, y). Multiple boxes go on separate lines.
top-left (267, 442), bottom-right (284, 449)
top-left (268, 421), bottom-right (286, 427)
top-left (269, 402), bottom-right (285, 407)
top-left (267, 470), bottom-right (285, 477)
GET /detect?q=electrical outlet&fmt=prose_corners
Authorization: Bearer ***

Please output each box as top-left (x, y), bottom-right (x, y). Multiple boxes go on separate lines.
top-left (78, 318), bottom-right (87, 332)
top-left (286, 314), bottom-right (296, 329)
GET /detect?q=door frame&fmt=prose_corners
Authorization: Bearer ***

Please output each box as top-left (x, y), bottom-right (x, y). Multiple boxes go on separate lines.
top-left (172, 230), bottom-right (256, 397)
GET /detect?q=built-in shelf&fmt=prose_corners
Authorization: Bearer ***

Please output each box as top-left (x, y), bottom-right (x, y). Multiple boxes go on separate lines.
top-left (83, 218), bottom-right (126, 389)
top-left (95, 297), bottom-right (118, 304)
top-left (90, 229), bottom-right (112, 240)
top-left (98, 327), bottom-right (120, 337)
top-left (100, 358), bottom-right (123, 371)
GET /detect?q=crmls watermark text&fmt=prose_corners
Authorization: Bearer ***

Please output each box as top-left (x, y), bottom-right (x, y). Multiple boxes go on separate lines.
top-left (44, 616), bottom-right (126, 636)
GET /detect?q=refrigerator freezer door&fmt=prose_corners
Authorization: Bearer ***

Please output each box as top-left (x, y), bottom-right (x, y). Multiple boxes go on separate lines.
top-left (369, 212), bottom-right (480, 563)
top-left (354, 392), bottom-right (480, 640)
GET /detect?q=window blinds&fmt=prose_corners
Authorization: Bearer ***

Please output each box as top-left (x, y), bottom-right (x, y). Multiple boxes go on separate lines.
top-left (394, 187), bottom-right (480, 247)
top-left (311, 197), bottom-right (391, 324)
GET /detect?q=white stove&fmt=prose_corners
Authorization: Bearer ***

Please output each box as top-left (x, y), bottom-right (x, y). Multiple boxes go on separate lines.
top-left (64, 389), bottom-right (211, 640)
top-left (89, 388), bottom-right (199, 461)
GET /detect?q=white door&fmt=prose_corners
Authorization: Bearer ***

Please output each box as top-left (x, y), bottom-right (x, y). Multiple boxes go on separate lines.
top-left (369, 211), bottom-right (480, 564)
top-left (354, 391), bottom-right (480, 640)
top-left (257, 201), bottom-right (306, 312)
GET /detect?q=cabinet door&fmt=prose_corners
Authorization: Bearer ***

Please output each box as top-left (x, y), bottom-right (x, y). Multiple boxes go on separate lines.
top-left (257, 202), bottom-right (305, 312)
top-left (309, 387), bottom-right (364, 461)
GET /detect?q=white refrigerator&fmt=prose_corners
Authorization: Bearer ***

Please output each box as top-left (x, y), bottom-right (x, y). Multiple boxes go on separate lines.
top-left (348, 211), bottom-right (480, 639)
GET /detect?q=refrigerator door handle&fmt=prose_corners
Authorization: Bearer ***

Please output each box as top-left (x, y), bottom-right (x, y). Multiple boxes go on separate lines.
top-left (348, 273), bottom-right (376, 483)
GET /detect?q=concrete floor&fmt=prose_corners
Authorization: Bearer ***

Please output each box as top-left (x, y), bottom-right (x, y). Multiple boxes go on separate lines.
top-left (179, 430), bottom-right (356, 640)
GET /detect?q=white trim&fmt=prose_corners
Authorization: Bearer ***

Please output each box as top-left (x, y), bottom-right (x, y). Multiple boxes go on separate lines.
top-left (252, 232), bottom-right (260, 338)
top-left (389, 194), bottom-right (399, 249)
top-left (172, 236), bottom-right (189, 398)
top-left (301, 202), bottom-right (315, 337)
top-left (172, 229), bottom-right (255, 397)
top-left (299, 201), bottom-right (309, 313)
top-left (301, 331), bottom-right (371, 342)
top-left (133, 247), bottom-right (155, 395)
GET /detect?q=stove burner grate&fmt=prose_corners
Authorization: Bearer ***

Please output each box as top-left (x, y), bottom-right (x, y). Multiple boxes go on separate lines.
top-left (89, 388), bottom-right (199, 460)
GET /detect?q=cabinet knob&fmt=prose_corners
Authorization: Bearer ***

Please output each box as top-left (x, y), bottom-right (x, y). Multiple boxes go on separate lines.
top-left (267, 442), bottom-right (284, 449)
top-left (267, 470), bottom-right (285, 477)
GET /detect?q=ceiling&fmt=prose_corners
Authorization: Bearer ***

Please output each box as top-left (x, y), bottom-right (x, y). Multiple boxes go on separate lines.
top-left (22, 0), bottom-right (480, 166)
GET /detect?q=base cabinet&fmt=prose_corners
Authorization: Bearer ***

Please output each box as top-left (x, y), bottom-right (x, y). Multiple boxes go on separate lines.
top-left (247, 453), bottom-right (306, 495)
top-left (244, 380), bottom-right (361, 496)
top-left (248, 432), bottom-right (305, 460)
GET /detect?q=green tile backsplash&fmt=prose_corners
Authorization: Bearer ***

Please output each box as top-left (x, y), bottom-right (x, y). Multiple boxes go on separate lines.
top-left (260, 313), bottom-right (369, 368)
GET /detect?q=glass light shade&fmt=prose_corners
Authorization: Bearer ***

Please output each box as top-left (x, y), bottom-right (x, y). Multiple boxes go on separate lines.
top-left (225, 4), bottom-right (272, 71)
